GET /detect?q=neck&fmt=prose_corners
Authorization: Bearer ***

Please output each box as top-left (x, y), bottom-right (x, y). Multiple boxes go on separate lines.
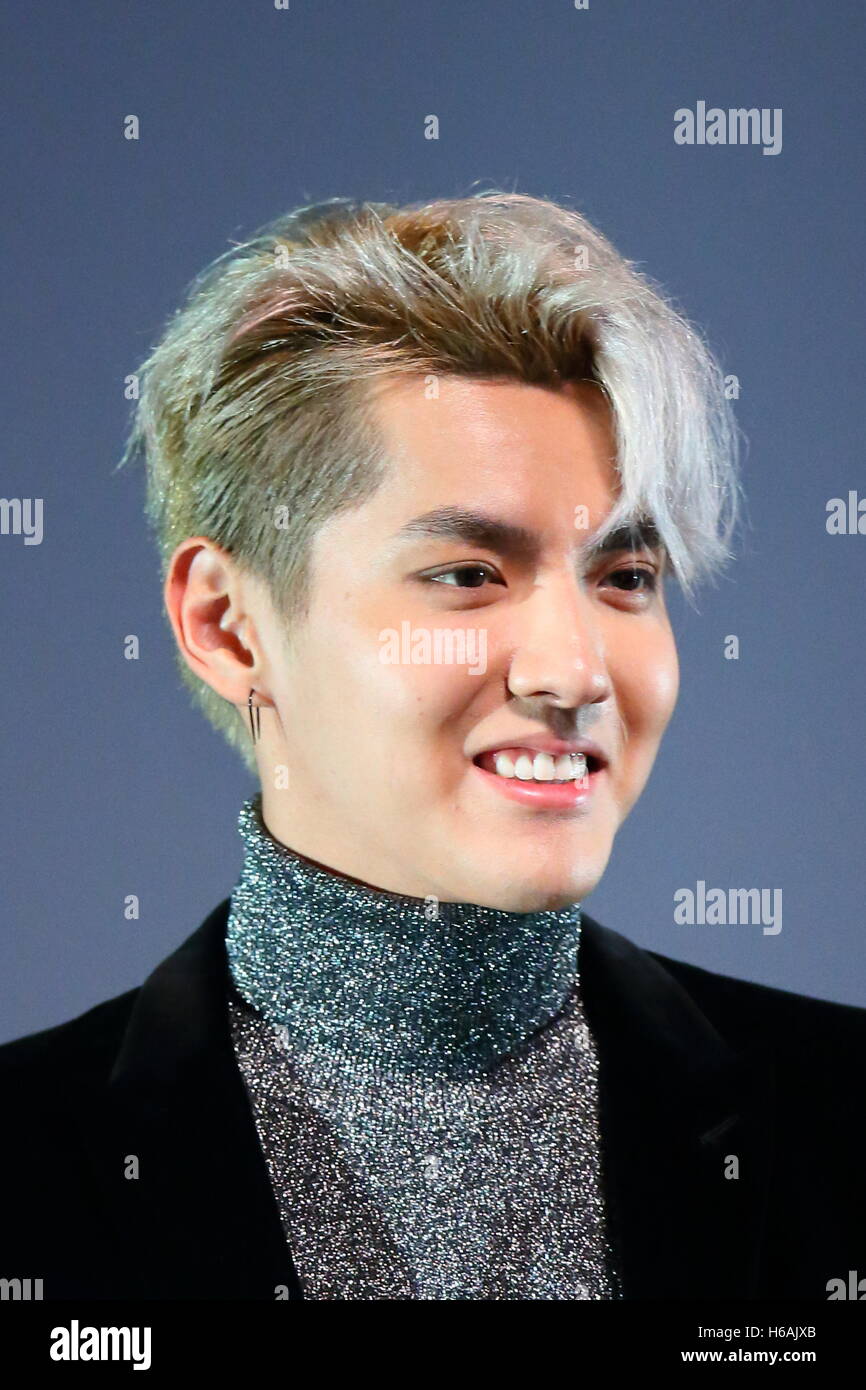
top-left (225, 793), bottom-right (584, 1081)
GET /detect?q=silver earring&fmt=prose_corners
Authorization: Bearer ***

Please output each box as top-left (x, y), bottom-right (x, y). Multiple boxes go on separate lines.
top-left (247, 688), bottom-right (262, 743)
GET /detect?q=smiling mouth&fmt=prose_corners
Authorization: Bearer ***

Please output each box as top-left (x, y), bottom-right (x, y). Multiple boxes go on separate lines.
top-left (472, 749), bottom-right (599, 785)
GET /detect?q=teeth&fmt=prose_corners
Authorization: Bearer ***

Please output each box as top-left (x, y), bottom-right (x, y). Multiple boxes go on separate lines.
top-left (492, 751), bottom-right (589, 783)
top-left (515, 753), bottom-right (542, 781)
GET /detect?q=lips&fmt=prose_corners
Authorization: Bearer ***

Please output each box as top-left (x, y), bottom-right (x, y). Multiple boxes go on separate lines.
top-left (470, 736), bottom-right (609, 773)
top-left (469, 743), bottom-right (605, 809)
top-left (472, 748), bottom-right (592, 779)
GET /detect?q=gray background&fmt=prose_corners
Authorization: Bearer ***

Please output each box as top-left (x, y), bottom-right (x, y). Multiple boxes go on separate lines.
top-left (2, 0), bottom-right (863, 1042)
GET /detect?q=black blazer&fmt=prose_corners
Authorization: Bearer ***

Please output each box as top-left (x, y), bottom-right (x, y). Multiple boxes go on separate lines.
top-left (1, 900), bottom-right (863, 1301)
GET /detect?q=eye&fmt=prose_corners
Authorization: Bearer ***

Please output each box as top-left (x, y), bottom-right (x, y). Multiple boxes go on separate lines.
top-left (422, 563), bottom-right (505, 590)
top-left (604, 565), bottom-right (659, 596)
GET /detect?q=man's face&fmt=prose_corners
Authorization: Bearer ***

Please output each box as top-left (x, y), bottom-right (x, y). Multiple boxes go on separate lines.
top-left (254, 375), bottom-right (679, 910)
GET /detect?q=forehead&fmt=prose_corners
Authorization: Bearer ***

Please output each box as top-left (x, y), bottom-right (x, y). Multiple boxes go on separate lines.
top-left (310, 374), bottom-right (665, 572)
top-left (363, 373), bottom-right (620, 518)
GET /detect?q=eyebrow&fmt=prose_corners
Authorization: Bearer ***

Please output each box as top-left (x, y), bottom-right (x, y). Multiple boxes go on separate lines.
top-left (389, 506), bottom-right (667, 566)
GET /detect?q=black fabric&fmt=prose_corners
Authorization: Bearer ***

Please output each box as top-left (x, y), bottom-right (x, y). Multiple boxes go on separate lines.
top-left (0, 899), bottom-right (863, 1300)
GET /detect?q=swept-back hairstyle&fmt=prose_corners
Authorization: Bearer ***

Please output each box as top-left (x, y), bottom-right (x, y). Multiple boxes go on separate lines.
top-left (119, 191), bottom-right (742, 772)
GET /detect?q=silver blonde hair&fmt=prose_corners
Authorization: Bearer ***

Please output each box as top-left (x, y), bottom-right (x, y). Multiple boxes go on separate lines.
top-left (119, 191), bottom-right (743, 772)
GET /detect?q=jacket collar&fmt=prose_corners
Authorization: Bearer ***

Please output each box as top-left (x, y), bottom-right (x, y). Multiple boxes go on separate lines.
top-left (98, 899), bottom-right (773, 1299)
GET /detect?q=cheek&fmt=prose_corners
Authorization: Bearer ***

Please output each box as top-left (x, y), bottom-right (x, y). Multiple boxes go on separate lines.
top-left (292, 619), bottom-right (481, 746)
top-left (645, 652), bottom-right (680, 735)
top-left (615, 634), bottom-right (680, 747)
top-left (380, 658), bottom-right (485, 735)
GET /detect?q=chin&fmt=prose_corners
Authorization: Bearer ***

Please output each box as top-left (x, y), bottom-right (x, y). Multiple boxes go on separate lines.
top-left (463, 837), bottom-right (610, 908)
top-left (462, 865), bottom-right (597, 914)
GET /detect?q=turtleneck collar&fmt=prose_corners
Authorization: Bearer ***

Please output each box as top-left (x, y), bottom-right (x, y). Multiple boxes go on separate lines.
top-left (225, 793), bottom-right (584, 1081)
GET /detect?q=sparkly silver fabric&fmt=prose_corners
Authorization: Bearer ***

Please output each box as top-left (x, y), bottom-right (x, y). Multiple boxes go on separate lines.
top-left (226, 793), bottom-right (622, 1300)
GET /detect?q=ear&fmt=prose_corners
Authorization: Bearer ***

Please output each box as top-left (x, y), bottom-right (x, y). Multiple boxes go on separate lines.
top-left (163, 537), bottom-right (263, 704)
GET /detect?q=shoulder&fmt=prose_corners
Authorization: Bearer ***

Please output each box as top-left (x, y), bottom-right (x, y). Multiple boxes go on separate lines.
top-left (645, 942), bottom-right (866, 1057)
top-left (0, 900), bottom-right (231, 1091)
top-left (0, 987), bottom-right (139, 1094)
top-left (581, 912), bottom-right (864, 1058)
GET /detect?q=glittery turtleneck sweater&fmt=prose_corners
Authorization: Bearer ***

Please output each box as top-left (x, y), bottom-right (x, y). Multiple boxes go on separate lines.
top-left (225, 793), bottom-right (621, 1300)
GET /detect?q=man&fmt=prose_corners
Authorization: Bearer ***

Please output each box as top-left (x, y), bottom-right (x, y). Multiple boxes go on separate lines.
top-left (1, 193), bottom-right (863, 1300)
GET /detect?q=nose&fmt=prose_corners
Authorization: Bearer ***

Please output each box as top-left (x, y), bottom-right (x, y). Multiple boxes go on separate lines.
top-left (506, 571), bottom-right (612, 711)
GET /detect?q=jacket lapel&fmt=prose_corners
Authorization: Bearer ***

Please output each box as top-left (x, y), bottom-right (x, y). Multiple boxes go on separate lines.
top-left (91, 900), bottom-right (302, 1299)
top-left (579, 914), bottom-right (775, 1298)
